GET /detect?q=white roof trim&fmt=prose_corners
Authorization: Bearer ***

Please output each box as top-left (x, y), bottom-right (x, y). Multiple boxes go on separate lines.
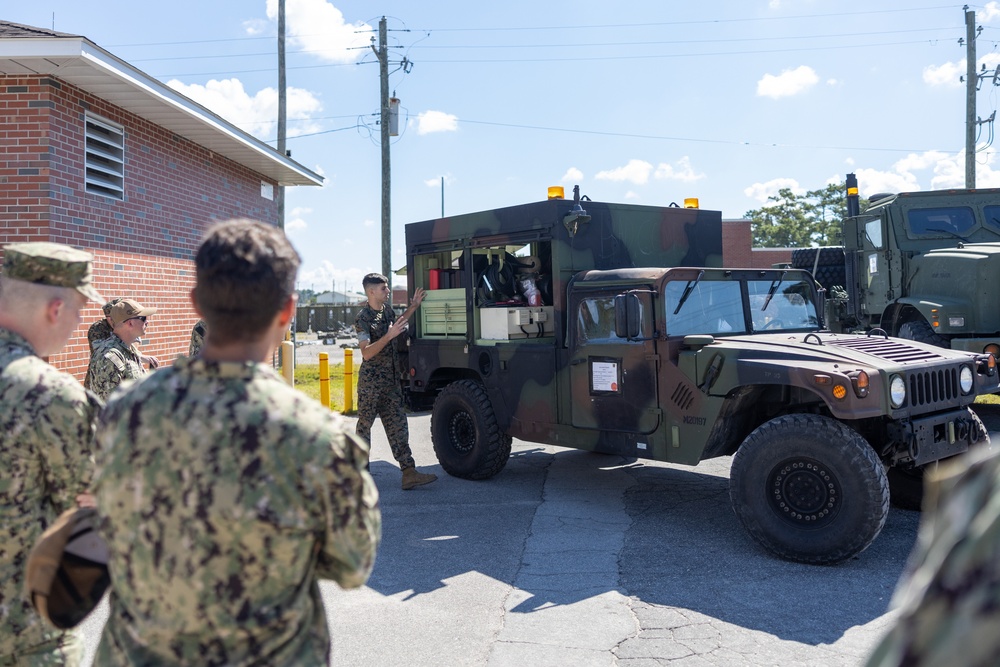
top-left (0, 35), bottom-right (323, 187)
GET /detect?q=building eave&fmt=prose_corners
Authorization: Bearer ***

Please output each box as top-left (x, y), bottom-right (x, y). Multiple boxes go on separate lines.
top-left (0, 34), bottom-right (323, 187)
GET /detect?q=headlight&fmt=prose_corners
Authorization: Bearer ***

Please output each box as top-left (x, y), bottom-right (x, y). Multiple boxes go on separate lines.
top-left (960, 365), bottom-right (974, 394)
top-left (890, 375), bottom-right (906, 408)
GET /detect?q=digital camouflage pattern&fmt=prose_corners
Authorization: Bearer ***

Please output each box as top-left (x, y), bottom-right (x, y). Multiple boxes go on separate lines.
top-left (0, 243), bottom-right (103, 304)
top-left (93, 356), bottom-right (381, 666)
top-left (86, 320), bottom-right (112, 355)
top-left (84, 333), bottom-right (146, 401)
top-left (188, 319), bottom-right (206, 357)
top-left (866, 446), bottom-right (1000, 667)
top-left (0, 328), bottom-right (100, 665)
top-left (355, 303), bottom-right (415, 469)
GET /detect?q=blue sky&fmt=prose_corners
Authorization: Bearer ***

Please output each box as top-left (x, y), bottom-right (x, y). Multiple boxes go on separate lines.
top-left (8, 1), bottom-right (1000, 292)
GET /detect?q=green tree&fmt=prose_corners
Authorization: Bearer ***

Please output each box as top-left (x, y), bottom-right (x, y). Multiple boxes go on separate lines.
top-left (745, 181), bottom-right (861, 248)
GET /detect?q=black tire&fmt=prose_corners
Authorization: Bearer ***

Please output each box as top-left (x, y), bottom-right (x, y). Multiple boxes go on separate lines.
top-left (729, 414), bottom-right (889, 565)
top-left (431, 380), bottom-right (512, 480)
top-left (897, 318), bottom-right (950, 348)
top-left (813, 264), bottom-right (847, 289)
top-left (790, 247), bottom-right (845, 268)
top-left (888, 408), bottom-right (990, 510)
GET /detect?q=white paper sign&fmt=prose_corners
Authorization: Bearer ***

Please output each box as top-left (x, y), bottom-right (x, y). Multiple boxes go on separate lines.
top-left (868, 253), bottom-right (878, 274)
top-left (591, 361), bottom-right (619, 392)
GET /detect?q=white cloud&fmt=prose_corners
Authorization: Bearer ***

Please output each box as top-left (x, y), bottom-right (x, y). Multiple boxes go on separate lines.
top-left (243, 18), bottom-right (267, 36)
top-left (846, 148), bottom-right (1000, 196)
top-left (562, 167), bottom-right (584, 182)
top-left (424, 174), bottom-right (455, 188)
top-left (363, 218), bottom-right (376, 227)
top-left (982, 2), bottom-right (1000, 22)
top-left (415, 111), bottom-right (459, 135)
top-left (743, 178), bottom-right (803, 203)
top-left (654, 156), bottom-right (705, 183)
top-left (313, 164), bottom-right (332, 188)
top-left (595, 159), bottom-right (653, 185)
top-left (756, 65), bottom-right (819, 99)
top-left (167, 78), bottom-right (322, 140)
top-left (295, 260), bottom-right (372, 293)
top-left (924, 53), bottom-right (1000, 88)
top-left (624, 191), bottom-right (640, 200)
top-left (265, 0), bottom-right (371, 63)
top-left (285, 206), bottom-right (312, 233)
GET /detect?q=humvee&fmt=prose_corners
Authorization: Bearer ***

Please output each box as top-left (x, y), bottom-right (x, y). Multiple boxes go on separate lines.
top-left (402, 189), bottom-right (998, 564)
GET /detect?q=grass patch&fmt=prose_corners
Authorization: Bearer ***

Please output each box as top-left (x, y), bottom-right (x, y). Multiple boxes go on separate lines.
top-left (294, 363), bottom-right (358, 414)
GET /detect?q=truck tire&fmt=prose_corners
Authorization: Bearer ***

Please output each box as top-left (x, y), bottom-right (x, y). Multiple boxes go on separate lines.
top-left (897, 319), bottom-right (950, 348)
top-left (729, 413), bottom-right (889, 564)
top-left (812, 264), bottom-right (847, 289)
top-left (888, 408), bottom-right (990, 510)
top-left (431, 380), bottom-right (512, 480)
top-left (790, 247), bottom-right (845, 268)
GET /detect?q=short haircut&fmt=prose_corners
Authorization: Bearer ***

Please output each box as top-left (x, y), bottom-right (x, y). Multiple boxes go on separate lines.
top-left (0, 275), bottom-right (77, 312)
top-left (193, 219), bottom-right (300, 344)
top-left (362, 273), bottom-right (388, 290)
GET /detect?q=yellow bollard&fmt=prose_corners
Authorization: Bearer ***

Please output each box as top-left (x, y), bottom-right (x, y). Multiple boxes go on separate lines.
top-left (319, 352), bottom-right (330, 408)
top-left (280, 340), bottom-right (294, 386)
top-left (344, 348), bottom-right (354, 413)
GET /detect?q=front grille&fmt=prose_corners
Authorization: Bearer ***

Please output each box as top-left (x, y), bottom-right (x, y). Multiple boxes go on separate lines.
top-left (908, 368), bottom-right (959, 408)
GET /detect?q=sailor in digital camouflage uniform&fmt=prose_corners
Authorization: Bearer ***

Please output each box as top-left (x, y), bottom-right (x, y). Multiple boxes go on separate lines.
top-left (86, 298), bottom-right (121, 354)
top-left (188, 318), bottom-right (207, 356)
top-left (355, 273), bottom-right (437, 490)
top-left (867, 445), bottom-right (1000, 667)
top-left (0, 242), bottom-right (104, 666)
top-left (84, 298), bottom-right (157, 401)
top-left (93, 219), bottom-right (381, 666)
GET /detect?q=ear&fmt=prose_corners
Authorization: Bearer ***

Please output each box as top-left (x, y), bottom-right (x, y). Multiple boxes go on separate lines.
top-left (189, 288), bottom-right (204, 317)
top-left (276, 293), bottom-right (298, 328)
top-left (44, 296), bottom-right (65, 325)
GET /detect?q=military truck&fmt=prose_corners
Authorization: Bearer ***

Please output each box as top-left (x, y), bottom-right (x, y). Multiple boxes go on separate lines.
top-left (402, 188), bottom-right (998, 565)
top-left (797, 173), bottom-right (1000, 363)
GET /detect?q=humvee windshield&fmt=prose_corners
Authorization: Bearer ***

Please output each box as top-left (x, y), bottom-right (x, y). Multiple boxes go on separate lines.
top-left (664, 275), bottom-right (819, 336)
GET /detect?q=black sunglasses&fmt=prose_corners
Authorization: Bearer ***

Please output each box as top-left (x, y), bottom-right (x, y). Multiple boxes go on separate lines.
top-left (127, 316), bottom-right (148, 323)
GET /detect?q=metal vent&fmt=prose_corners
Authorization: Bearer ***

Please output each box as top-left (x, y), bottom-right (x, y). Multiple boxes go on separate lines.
top-left (671, 383), bottom-right (695, 410)
top-left (827, 337), bottom-right (943, 363)
top-left (908, 368), bottom-right (959, 408)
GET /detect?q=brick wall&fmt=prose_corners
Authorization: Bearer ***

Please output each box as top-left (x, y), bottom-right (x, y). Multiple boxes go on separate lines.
top-left (0, 75), bottom-right (280, 381)
top-left (722, 219), bottom-right (792, 268)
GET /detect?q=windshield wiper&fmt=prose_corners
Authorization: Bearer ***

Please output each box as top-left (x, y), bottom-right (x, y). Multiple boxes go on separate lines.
top-left (927, 227), bottom-right (970, 243)
top-left (673, 270), bottom-right (704, 315)
top-left (761, 271), bottom-right (786, 312)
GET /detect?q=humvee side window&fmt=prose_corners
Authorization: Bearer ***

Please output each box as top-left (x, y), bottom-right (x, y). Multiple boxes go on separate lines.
top-left (907, 207), bottom-right (976, 237)
top-left (865, 219), bottom-right (883, 249)
top-left (578, 296), bottom-right (640, 344)
top-left (664, 280), bottom-right (746, 336)
top-left (984, 205), bottom-right (1000, 233)
top-left (748, 279), bottom-right (819, 332)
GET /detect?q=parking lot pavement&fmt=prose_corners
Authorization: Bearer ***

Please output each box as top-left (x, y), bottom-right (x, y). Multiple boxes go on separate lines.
top-left (78, 404), bottom-right (1000, 666)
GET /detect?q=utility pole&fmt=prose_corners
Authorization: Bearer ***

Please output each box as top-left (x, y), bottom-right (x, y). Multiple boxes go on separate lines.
top-left (966, 6), bottom-right (977, 188)
top-left (277, 0), bottom-right (287, 227)
top-left (374, 17), bottom-right (391, 281)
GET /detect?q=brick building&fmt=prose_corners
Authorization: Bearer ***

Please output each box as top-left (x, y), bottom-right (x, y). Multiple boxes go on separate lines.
top-left (0, 21), bottom-right (322, 378)
top-left (723, 218), bottom-right (792, 268)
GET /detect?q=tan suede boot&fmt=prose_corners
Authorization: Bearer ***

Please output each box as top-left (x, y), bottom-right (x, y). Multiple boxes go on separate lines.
top-left (401, 467), bottom-right (437, 490)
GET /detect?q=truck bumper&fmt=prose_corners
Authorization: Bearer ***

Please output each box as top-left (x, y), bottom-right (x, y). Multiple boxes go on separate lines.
top-left (886, 407), bottom-right (986, 466)
top-left (950, 337), bottom-right (1000, 355)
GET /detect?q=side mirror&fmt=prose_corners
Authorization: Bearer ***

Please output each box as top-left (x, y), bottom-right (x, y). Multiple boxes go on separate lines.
top-left (614, 293), bottom-right (642, 340)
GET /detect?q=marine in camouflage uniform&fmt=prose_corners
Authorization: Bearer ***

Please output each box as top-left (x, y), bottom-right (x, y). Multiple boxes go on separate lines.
top-left (188, 318), bottom-right (207, 356)
top-left (84, 333), bottom-right (146, 401)
top-left (84, 299), bottom-right (156, 401)
top-left (355, 273), bottom-right (437, 490)
top-left (0, 242), bottom-right (103, 666)
top-left (93, 219), bottom-right (381, 666)
top-left (86, 298), bottom-right (121, 354)
top-left (867, 446), bottom-right (1000, 667)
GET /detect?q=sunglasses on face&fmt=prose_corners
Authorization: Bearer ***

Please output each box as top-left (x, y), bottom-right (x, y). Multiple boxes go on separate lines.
top-left (127, 316), bottom-right (148, 323)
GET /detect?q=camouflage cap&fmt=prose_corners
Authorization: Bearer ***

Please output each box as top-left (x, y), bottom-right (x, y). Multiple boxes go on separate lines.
top-left (2, 242), bottom-right (104, 303)
top-left (102, 297), bottom-right (124, 317)
top-left (110, 298), bottom-right (157, 327)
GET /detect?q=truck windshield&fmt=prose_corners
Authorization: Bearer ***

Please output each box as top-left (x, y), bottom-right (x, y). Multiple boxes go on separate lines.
top-left (748, 278), bottom-right (819, 332)
top-left (906, 206), bottom-right (976, 238)
top-left (664, 280), bottom-right (746, 336)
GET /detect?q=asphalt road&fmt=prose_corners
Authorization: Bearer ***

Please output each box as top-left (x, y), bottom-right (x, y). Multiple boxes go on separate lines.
top-left (77, 404), bottom-right (1000, 666)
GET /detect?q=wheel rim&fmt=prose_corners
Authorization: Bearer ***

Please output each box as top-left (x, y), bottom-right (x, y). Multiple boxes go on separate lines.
top-left (767, 458), bottom-right (840, 527)
top-left (447, 410), bottom-right (476, 454)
